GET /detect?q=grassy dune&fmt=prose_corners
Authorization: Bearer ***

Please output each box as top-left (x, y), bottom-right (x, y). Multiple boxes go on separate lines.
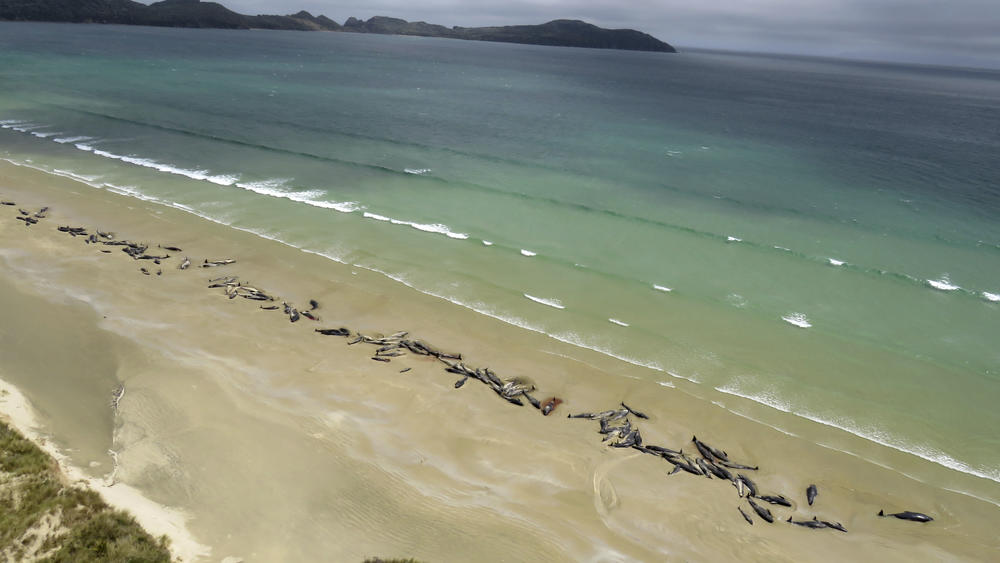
top-left (0, 420), bottom-right (172, 562)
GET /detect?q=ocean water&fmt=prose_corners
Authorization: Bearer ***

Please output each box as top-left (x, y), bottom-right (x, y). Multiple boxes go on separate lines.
top-left (2, 23), bottom-right (1000, 497)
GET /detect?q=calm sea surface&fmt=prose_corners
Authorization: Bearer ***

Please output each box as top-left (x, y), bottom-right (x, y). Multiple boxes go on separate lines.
top-left (2, 22), bottom-right (999, 497)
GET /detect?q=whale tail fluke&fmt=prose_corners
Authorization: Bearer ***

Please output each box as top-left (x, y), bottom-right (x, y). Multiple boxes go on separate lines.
top-left (878, 509), bottom-right (885, 516)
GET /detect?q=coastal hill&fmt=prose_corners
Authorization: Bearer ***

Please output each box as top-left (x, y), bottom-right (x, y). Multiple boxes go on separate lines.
top-left (347, 16), bottom-right (675, 52)
top-left (0, 0), bottom-right (676, 53)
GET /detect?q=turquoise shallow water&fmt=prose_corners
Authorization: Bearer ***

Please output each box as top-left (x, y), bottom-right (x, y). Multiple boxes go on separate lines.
top-left (2, 23), bottom-right (999, 495)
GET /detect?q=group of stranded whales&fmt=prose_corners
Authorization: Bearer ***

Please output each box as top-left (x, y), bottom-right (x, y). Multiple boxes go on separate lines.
top-left (565, 412), bottom-right (933, 530)
top-left (6, 202), bottom-right (48, 226)
top-left (1, 200), bottom-right (936, 534)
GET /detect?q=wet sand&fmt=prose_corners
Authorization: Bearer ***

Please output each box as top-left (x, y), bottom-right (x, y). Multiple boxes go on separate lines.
top-left (1, 160), bottom-right (997, 561)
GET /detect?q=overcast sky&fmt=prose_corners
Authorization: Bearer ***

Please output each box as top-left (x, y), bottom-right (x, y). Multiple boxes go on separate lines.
top-left (199, 0), bottom-right (1000, 68)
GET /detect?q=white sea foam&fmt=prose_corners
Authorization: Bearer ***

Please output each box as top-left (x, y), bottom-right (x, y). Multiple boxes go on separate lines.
top-left (30, 131), bottom-right (60, 138)
top-left (774, 245), bottom-right (791, 251)
top-left (80, 146), bottom-right (241, 186)
top-left (306, 199), bottom-right (360, 213)
top-left (6, 157), bottom-right (238, 230)
top-left (8, 124), bottom-right (42, 133)
top-left (715, 384), bottom-right (1000, 484)
top-left (54, 135), bottom-right (92, 144)
top-left (51, 169), bottom-right (102, 184)
top-left (781, 312), bottom-right (812, 328)
top-left (205, 174), bottom-right (239, 186)
top-left (653, 284), bottom-right (672, 292)
top-left (4, 158), bottom-right (257, 262)
top-left (520, 249), bottom-right (537, 257)
top-left (927, 277), bottom-right (960, 291)
top-left (608, 318), bottom-right (630, 327)
top-left (0, 119), bottom-right (24, 126)
top-left (983, 291), bottom-right (1000, 302)
top-left (667, 370), bottom-right (698, 383)
top-left (482, 240), bottom-right (494, 246)
top-left (391, 218), bottom-right (468, 239)
top-left (0, 158), bottom-right (105, 190)
top-left (403, 168), bottom-right (431, 175)
top-left (657, 380), bottom-right (675, 388)
top-left (523, 294), bottom-right (565, 309)
top-left (233, 179), bottom-right (361, 213)
top-left (362, 211), bottom-right (468, 239)
top-left (726, 236), bottom-right (742, 242)
top-left (233, 178), bottom-right (288, 193)
top-left (828, 258), bottom-right (845, 266)
top-left (103, 183), bottom-right (158, 202)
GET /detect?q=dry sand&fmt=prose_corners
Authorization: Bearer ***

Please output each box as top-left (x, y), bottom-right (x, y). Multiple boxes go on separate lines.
top-left (1, 160), bottom-right (997, 561)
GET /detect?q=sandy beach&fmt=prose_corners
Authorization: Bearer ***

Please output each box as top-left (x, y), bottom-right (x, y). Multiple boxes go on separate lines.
top-left (1, 160), bottom-right (997, 561)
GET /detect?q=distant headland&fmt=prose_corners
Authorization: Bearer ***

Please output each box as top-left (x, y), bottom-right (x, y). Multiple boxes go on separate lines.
top-left (0, 0), bottom-right (676, 53)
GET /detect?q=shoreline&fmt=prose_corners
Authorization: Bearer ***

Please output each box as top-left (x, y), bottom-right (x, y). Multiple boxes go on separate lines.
top-left (0, 376), bottom-right (209, 562)
top-left (8, 155), bottom-right (997, 495)
top-left (1, 161), bottom-right (998, 560)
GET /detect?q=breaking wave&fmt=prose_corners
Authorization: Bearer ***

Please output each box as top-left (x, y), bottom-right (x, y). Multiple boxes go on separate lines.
top-left (781, 313), bottom-right (812, 328)
top-left (362, 211), bottom-right (469, 239)
top-left (523, 294), bottom-right (565, 310)
top-left (233, 179), bottom-right (361, 213)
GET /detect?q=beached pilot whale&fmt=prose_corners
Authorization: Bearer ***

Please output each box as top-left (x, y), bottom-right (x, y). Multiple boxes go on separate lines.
top-left (694, 458), bottom-right (714, 479)
top-left (702, 459), bottom-right (732, 481)
top-left (786, 516), bottom-right (847, 532)
top-left (621, 402), bottom-right (649, 419)
top-left (823, 520), bottom-right (847, 532)
top-left (718, 460), bottom-right (758, 471)
top-left (692, 435), bottom-right (728, 462)
top-left (540, 397), bottom-right (562, 416)
top-left (878, 509), bottom-right (933, 522)
top-left (499, 377), bottom-right (535, 399)
top-left (759, 494), bottom-right (792, 507)
top-left (806, 484), bottom-right (818, 506)
top-left (747, 497), bottom-right (774, 523)
top-left (737, 474), bottom-right (758, 498)
top-left (315, 327), bottom-right (350, 336)
top-left (787, 516), bottom-right (827, 529)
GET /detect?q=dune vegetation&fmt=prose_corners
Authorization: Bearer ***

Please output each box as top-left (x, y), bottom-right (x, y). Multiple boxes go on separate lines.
top-left (0, 420), bottom-right (172, 562)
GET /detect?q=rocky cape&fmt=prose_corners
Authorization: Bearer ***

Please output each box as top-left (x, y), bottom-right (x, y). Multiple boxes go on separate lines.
top-left (0, 0), bottom-right (676, 53)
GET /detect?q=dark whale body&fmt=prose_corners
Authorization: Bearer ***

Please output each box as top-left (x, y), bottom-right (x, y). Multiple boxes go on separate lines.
top-left (878, 510), bottom-right (933, 522)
